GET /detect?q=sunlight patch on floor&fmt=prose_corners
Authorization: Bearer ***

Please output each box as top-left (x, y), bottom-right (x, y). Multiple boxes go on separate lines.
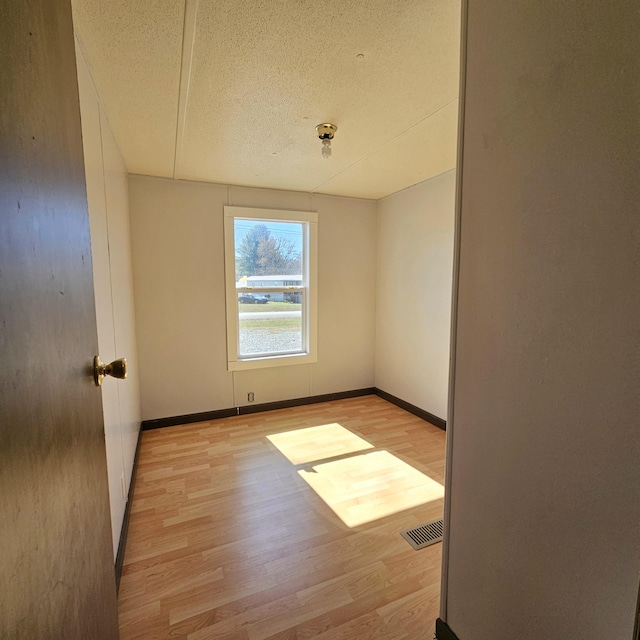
top-left (298, 450), bottom-right (445, 528)
top-left (267, 423), bottom-right (373, 465)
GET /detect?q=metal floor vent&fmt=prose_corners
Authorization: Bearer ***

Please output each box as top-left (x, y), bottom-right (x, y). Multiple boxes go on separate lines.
top-left (400, 518), bottom-right (444, 550)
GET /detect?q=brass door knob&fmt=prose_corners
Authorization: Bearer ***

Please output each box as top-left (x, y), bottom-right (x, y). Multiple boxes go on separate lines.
top-left (94, 356), bottom-right (128, 387)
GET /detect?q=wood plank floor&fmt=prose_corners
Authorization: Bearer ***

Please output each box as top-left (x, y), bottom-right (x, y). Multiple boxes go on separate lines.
top-left (118, 395), bottom-right (446, 639)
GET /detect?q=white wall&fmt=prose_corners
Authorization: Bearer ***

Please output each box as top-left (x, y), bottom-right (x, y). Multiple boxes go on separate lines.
top-left (376, 171), bottom-right (455, 420)
top-left (441, 1), bottom-right (640, 638)
top-left (128, 176), bottom-right (377, 421)
top-left (76, 42), bottom-right (141, 559)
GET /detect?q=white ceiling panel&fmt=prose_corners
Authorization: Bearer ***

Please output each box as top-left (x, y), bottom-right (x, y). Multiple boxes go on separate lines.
top-left (317, 99), bottom-right (459, 199)
top-left (72, 0), bottom-right (461, 199)
top-left (71, 0), bottom-right (185, 177)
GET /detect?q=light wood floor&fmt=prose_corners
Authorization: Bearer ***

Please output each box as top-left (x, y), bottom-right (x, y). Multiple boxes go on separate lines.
top-left (118, 395), bottom-right (446, 640)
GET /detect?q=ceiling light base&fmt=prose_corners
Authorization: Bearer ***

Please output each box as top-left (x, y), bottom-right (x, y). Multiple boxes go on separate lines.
top-left (316, 123), bottom-right (337, 140)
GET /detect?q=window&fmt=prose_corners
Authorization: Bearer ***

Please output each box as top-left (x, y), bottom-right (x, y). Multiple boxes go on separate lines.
top-left (224, 206), bottom-right (317, 370)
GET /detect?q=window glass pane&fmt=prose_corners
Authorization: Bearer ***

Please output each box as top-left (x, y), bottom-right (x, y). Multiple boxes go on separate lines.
top-left (238, 296), bottom-right (303, 357)
top-left (234, 219), bottom-right (303, 287)
top-left (224, 207), bottom-right (316, 369)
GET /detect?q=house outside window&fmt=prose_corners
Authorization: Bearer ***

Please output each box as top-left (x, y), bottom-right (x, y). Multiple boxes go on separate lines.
top-left (245, 275), bottom-right (303, 303)
top-left (224, 206), bottom-right (317, 371)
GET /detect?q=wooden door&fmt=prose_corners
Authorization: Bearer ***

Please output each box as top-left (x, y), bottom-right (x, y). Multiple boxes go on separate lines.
top-left (0, 1), bottom-right (120, 638)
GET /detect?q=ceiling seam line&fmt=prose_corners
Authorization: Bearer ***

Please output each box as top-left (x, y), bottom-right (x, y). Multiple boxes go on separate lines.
top-left (173, 0), bottom-right (199, 180)
top-left (310, 97), bottom-right (458, 194)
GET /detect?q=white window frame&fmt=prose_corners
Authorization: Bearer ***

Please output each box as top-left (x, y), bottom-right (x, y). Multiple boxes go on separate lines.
top-left (224, 206), bottom-right (318, 371)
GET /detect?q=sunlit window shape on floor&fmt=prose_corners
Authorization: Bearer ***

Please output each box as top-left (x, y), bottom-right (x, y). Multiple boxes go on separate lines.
top-left (298, 450), bottom-right (445, 528)
top-left (266, 423), bottom-right (373, 465)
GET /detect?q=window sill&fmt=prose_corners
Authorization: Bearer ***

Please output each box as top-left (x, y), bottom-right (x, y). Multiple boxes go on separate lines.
top-left (227, 352), bottom-right (317, 372)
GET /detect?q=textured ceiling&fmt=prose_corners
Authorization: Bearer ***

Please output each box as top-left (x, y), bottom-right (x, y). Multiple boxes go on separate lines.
top-left (71, 0), bottom-right (460, 200)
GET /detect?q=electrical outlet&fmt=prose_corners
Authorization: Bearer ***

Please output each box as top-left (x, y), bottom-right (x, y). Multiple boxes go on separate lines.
top-left (248, 392), bottom-right (254, 402)
top-left (120, 472), bottom-right (126, 500)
